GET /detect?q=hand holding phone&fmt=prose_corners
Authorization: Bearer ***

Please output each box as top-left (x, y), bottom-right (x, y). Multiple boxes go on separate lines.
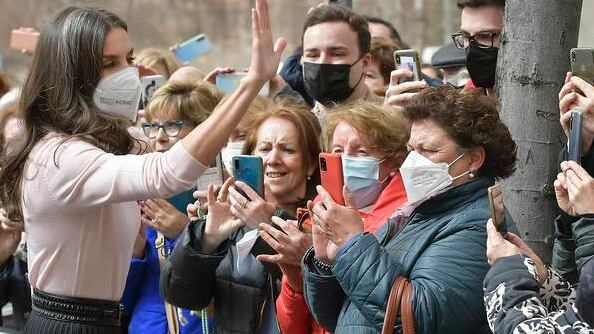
top-left (568, 110), bottom-right (583, 163)
top-left (488, 184), bottom-right (507, 236)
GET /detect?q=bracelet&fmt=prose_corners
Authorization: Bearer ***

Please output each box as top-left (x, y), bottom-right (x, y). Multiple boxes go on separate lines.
top-left (313, 256), bottom-right (335, 272)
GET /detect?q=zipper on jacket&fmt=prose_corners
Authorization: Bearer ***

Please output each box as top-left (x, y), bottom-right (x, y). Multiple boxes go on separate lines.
top-left (254, 274), bottom-right (281, 334)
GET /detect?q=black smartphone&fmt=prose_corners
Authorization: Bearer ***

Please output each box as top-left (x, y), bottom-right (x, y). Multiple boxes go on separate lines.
top-left (570, 48), bottom-right (594, 86)
top-left (487, 184), bottom-right (507, 236)
top-left (250, 222), bottom-right (286, 257)
top-left (568, 110), bottom-right (583, 163)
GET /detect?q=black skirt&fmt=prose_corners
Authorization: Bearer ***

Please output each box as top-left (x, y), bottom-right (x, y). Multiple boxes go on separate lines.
top-left (23, 289), bottom-right (123, 334)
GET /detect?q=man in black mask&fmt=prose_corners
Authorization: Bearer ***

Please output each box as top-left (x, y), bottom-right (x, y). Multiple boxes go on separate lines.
top-left (301, 5), bottom-right (380, 121)
top-left (453, 0), bottom-right (504, 90)
top-left (385, 0), bottom-right (503, 107)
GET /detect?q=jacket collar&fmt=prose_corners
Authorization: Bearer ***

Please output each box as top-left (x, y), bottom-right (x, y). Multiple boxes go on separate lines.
top-left (416, 176), bottom-right (495, 216)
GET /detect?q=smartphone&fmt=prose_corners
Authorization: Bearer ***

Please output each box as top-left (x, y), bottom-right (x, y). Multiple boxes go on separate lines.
top-left (319, 153), bottom-right (345, 205)
top-left (250, 222), bottom-right (286, 257)
top-left (487, 184), bottom-right (507, 236)
top-left (196, 153), bottom-right (225, 191)
top-left (568, 110), bottom-right (583, 163)
top-left (10, 29), bottom-right (40, 53)
top-left (216, 72), bottom-right (269, 97)
top-left (141, 75), bottom-right (166, 108)
top-left (173, 33), bottom-right (213, 63)
top-left (394, 49), bottom-right (422, 83)
top-left (233, 155), bottom-right (264, 198)
top-left (570, 48), bottom-right (594, 85)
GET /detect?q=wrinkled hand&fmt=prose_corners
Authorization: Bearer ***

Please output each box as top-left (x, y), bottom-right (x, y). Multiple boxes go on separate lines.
top-left (228, 182), bottom-right (276, 228)
top-left (557, 161), bottom-right (594, 216)
top-left (204, 67), bottom-right (236, 85)
top-left (203, 179), bottom-right (244, 253)
top-left (383, 69), bottom-right (428, 107)
top-left (245, 0), bottom-right (286, 85)
top-left (309, 186), bottom-right (363, 262)
top-left (559, 73), bottom-right (594, 155)
top-left (141, 198), bottom-right (189, 239)
top-left (256, 216), bottom-right (312, 266)
top-left (486, 219), bottom-right (548, 284)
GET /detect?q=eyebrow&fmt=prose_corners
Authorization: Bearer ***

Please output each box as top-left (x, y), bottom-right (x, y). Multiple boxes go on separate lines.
top-left (102, 48), bottom-right (134, 59)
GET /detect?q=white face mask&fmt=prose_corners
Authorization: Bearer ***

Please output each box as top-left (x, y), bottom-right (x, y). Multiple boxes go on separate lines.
top-left (399, 150), bottom-right (468, 204)
top-left (93, 67), bottom-right (142, 122)
top-left (221, 141), bottom-right (245, 176)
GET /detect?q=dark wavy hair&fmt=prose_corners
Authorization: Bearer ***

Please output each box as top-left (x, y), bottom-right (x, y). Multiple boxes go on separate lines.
top-left (0, 6), bottom-right (135, 224)
top-left (403, 85), bottom-right (517, 179)
top-left (457, 0), bottom-right (505, 8)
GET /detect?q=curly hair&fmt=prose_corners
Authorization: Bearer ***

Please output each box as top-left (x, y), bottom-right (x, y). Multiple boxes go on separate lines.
top-left (403, 85), bottom-right (517, 179)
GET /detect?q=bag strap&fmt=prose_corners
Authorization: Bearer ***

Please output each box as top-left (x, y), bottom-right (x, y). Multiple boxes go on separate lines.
top-left (381, 276), bottom-right (416, 334)
top-left (156, 232), bottom-right (181, 334)
top-left (381, 276), bottom-right (407, 334)
top-left (401, 280), bottom-right (415, 334)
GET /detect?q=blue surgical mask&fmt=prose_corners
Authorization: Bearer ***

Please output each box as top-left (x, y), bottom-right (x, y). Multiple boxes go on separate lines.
top-left (342, 155), bottom-right (388, 209)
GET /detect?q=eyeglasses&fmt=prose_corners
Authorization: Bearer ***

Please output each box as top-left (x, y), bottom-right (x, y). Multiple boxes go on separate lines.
top-left (451, 31), bottom-right (500, 49)
top-left (141, 120), bottom-right (192, 139)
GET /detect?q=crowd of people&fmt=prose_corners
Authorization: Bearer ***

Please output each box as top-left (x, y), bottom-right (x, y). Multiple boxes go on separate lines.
top-left (0, 0), bottom-right (592, 333)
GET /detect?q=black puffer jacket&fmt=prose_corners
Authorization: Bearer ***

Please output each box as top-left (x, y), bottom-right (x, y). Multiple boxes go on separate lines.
top-left (159, 220), bottom-right (281, 334)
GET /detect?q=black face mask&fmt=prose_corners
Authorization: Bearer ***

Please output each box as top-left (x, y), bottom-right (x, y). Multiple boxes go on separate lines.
top-left (303, 57), bottom-right (364, 106)
top-left (465, 40), bottom-right (498, 88)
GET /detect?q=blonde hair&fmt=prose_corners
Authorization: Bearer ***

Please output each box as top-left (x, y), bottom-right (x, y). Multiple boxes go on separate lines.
top-left (324, 101), bottom-right (409, 162)
top-left (136, 48), bottom-right (181, 78)
top-left (146, 81), bottom-right (224, 125)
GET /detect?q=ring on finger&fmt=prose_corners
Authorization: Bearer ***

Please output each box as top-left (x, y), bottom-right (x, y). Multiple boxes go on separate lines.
top-left (152, 217), bottom-right (161, 226)
top-left (241, 199), bottom-right (249, 209)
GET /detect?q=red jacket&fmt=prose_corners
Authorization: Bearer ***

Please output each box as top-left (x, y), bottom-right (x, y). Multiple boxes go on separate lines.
top-left (276, 173), bottom-right (407, 333)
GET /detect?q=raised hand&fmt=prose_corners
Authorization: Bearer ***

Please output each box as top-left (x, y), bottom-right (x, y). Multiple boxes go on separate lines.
top-left (202, 179), bottom-right (244, 254)
top-left (245, 0), bottom-right (286, 85)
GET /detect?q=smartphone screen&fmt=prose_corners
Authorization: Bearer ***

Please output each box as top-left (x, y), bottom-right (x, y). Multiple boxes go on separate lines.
top-left (488, 184), bottom-right (506, 236)
top-left (173, 34), bottom-right (213, 63)
top-left (216, 72), bottom-right (269, 96)
top-left (141, 75), bottom-right (166, 108)
top-left (568, 110), bottom-right (583, 163)
top-left (394, 50), bottom-right (421, 84)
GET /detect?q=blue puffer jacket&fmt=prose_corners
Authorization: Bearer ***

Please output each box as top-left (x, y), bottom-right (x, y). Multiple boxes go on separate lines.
top-left (302, 177), bottom-right (494, 334)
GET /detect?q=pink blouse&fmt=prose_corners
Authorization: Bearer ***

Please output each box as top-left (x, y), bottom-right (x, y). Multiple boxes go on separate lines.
top-left (22, 133), bottom-right (206, 301)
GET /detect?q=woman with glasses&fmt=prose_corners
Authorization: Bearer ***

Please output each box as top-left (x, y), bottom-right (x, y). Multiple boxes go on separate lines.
top-left (123, 80), bottom-right (223, 334)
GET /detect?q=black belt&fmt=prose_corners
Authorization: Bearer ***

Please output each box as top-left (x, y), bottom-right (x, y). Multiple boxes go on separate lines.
top-left (31, 289), bottom-right (123, 327)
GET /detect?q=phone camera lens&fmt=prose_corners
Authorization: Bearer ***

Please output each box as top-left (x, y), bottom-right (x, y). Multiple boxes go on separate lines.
top-left (234, 159), bottom-right (239, 170)
top-left (571, 51), bottom-right (576, 63)
top-left (320, 158), bottom-right (327, 171)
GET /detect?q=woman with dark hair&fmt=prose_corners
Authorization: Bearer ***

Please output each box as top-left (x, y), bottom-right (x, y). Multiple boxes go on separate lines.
top-left (160, 99), bottom-right (322, 333)
top-left (0, 1), bottom-right (285, 333)
top-left (302, 85), bottom-right (517, 333)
